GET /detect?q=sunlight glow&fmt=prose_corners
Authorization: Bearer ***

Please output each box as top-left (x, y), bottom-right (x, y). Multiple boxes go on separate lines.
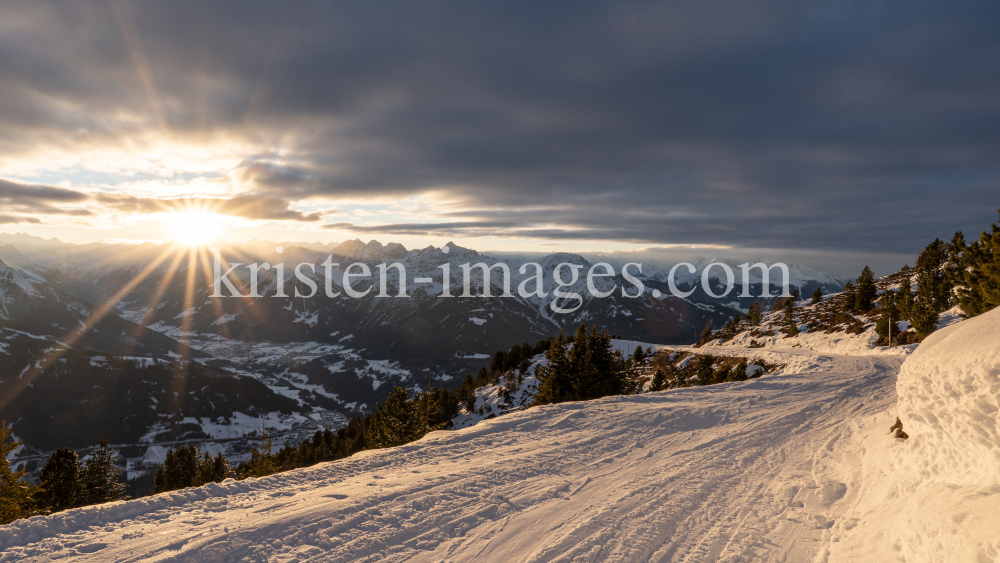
top-left (168, 211), bottom-right (221, 246)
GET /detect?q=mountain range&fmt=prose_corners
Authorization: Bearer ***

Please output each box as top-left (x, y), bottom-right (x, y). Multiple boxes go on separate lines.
top-left (0, 233), bottom-right (844, 483)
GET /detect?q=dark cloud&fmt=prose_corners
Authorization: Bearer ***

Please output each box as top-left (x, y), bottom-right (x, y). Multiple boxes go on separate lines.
top-left (0, 179), bottom-right (88, 202)
top-left (2, 1), bottom-right (999, 257)
top-left (97, 194), bottom-right (327, 222)
top-left (0, 215), bottom-right (42, 225)
top-left (324, 221), bottom-right (519, 236)
top-left (0, 179), bottom-right (91, 222)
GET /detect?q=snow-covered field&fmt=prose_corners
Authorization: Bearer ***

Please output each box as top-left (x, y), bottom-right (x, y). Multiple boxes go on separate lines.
top-left (2, 310), bottom-right (998, 562)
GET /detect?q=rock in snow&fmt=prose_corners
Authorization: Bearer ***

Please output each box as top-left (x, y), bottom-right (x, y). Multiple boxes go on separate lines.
top-left (1, 311), bottom-right (998, 561)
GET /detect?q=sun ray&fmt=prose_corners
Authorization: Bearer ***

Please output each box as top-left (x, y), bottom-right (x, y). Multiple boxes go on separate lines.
top-left (110, 0), bottom-right (166, 131)
top-left (217, 245), bottom-right (277, 334)
top-left (134, 246), bottom-right (187, 330)
top-left (178, 245), bottom-right (200, 359)
top-left (0, 243), bottom-right (185, 413)
top-left (195, 245), bottom-right (235, 342)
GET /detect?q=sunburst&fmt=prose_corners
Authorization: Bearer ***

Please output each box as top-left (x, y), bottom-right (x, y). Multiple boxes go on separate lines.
top-left (166, 210), bottom-right (222, 247)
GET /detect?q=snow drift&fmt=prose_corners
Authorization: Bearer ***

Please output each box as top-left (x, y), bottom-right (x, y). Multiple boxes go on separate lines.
top-left (899, 306), bottom-right (1000, 488)
top-left (830, 307), bottom-right (1000, 562)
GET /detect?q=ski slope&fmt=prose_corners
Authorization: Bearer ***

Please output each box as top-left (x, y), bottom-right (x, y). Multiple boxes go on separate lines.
top-left (1, 309), bottom-right (998, 562)
top-left (0, 349), bottom-right (902, 562)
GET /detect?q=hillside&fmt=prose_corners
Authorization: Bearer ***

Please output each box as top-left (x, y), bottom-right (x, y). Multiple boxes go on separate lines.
top-left (7, 302), bottom-right (996, 560)
top-left (1, 246), bottom-right (334, 485)
top-left (698, 269), bottom-right (965, 356)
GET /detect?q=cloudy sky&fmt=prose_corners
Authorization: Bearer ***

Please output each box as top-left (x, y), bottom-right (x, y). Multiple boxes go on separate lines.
top-left (1, 1), bottom-right (998, 274)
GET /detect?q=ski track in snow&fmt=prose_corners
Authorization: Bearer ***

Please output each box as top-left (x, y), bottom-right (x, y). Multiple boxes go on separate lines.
top-left (0, 346), bottom-right (903, 562)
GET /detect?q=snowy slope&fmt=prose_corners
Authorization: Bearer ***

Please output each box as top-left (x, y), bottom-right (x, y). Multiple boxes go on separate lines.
top-left (1, 343), bottom-right (905, 562)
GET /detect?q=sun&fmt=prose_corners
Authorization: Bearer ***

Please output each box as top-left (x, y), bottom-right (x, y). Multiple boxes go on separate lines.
top-left (167, 211), bottom-right (221, 246)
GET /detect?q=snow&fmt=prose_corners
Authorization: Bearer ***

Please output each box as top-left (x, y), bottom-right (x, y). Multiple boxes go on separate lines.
top-left (1, 310), bottom-right (997, 562)
top-left (469, 316), bottom-right (487, 326)
top-left (826, 306), bottom-right (1000, 562)
top-left (293, 310), bottom-right (319, 327)
top-left (358, 359), bottom-right (411, 390)
top-left (453, 357), bottom-right (545, 428)
top-left (456, 353), bottom-right (490, 359)
top-left (137, 412), bottom-right (312, 445)
top-left (173, 307), bottom-right (197, 319)
top-left (211, 314), bottom-right (237, 326)
top-left (0, 345), bottom-right (900, 561)
top-left (934, 304), bottom-right (966, 331)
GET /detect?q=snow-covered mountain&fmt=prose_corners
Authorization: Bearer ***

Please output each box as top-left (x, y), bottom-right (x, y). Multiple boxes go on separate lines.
top-left (2, 235), bottom-right (754, 411)
top-left (1, 242), bottom-right (341, 490)
top-left (637, 256), bottom-right (845, 313)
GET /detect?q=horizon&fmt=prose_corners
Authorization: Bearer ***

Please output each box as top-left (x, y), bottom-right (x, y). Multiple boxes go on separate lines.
top-left (0, 229), bottom-right (905, 279)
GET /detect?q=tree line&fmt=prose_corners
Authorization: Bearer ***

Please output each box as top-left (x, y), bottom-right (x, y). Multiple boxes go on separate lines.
top-left (872, 208), bottom-right (1000, 340)
top-left (1, 425), bottom-right (126, 524)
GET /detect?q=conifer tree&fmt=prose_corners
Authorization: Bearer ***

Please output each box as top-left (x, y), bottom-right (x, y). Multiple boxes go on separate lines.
top-left (875, 291), bottom-right (899, 341)
top-left (649, 369), bottom-right (668, 392)
top-left (695, 355), bottom-right (716, 385)
top-left (898, 276), bottom-right (915, 320)
top-left (532, 324), bottom-right (629, 405)
top-left (154, 445), bottom-right (200, 493)
top-left (238, 422), bottom-right (277, 479)
top-left (915, 239), bottom-right (953, 313)
top-left (811, 287), bottom-right (823, 304)
top-left (916, 266), bottom-right (949, 314)
top-left (632, 345), bottom-right (646, 364)
top-left (855, 266), bottom-right (877, 310)
top-left (193, 452), bottom-right (233, 486)
top-left (475, 366), bottom-right (489, 386)
top-left (917, 238), bottom-right (947, 271)
top-left (416, 388), bottom-right (449, 432)
top-left (366, 387), bottom-right (427, 449)
top-left (1, 421), bottom-right (38, 525)
top-left (946, 211), bottom-right (1000, 317)
top-left (784, 302), bottom-right (800, 336)
top-left (36, 448), bottom-right (82, 513)
top-left (843, 281), bottom-right (856, 311)
top-left (461, 374), bottom-right (477, 412)
top-left (722, 312), bottom-right (743, 338)
top-left (699, 319), bottom-right (714, 342)
top-left (79, 438), bottom-right (127, 505)
top-left (910, 298), bottom-right (939, 338)
top-left (747, 302), bottom-right (763, 326)
top-left (532, 331), bottom-right (574, 405)
top-left (726, 358), bottom-right (749, 382)
top-left (566, 324), bottom-right (602, 400)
